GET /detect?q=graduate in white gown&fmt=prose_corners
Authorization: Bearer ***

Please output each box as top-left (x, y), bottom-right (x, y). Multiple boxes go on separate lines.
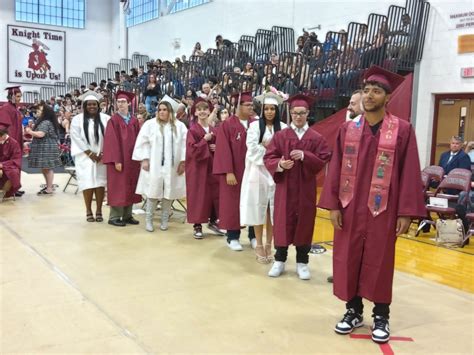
top-left (70, 92), bottom-right (110, 222)
top-left (240, 92), bottom-right (287, 263)
top-left (133, 97), bottom-right (187, 232)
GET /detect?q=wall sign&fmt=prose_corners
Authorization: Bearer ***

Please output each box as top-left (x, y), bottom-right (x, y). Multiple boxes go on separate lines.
top-left (7, 24), bottom-right (66, 86)
top-left (461, 67), bottom-right (474, 78)
top-left (448, 10), bottom-right (474, 30)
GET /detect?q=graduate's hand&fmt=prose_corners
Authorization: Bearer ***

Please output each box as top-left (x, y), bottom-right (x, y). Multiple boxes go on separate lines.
top-left (89, 153), bottom-right (100, 163)
top-left (209, 144), bottom-right (216, 152)
top-left (279, 157), bottom-right (294, 170)
top-left (290, 149), bottom-right (304, 161)
top-left (115, 163), bottom-right (122, 172)
top-left (0, 170), bottom-right (3, 179)
top-left (177, 161), bottom-right (185, 175)
top-left (330, 210), bottom-right (343, 230)
top-left (204, 132), bottom-right (213, 141)
top-left (141, 159), bottom-right (150, 172)
top-left (0, 163), bottom-right (3, 169)
top-left (262, 139), bottom-right (270, 148)
top-left (226, 173), bottom-right (238, 185)
top-left (396, 216), bottom-right (411, 236)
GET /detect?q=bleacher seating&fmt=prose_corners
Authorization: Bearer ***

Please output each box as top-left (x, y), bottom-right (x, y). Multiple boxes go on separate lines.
top-left (29, 0), bottom-right (430, 120)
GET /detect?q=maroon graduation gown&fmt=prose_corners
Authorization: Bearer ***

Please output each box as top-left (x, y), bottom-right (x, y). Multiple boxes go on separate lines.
top-left (102, 114), bottom-right (141, 207)
top-left (264, 127), bottom-right (331, 247)
top-left (318, 114), bottom-right (426, 303)
top-left (185, 123), bottom-right (219, 223)
top-left (0, 137), bottom-right (22, 197)
top-left (0, 102), bottom-right (23, 147)
top-left (212, 115), bottom-right (254, 230)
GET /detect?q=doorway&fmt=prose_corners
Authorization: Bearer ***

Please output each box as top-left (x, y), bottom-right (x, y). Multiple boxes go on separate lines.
top-left (431, 94), bottom-right (474, 165)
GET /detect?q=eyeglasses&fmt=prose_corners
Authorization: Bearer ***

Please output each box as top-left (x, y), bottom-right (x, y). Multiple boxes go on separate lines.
top-left (291, 111), bottom-right (308, 117)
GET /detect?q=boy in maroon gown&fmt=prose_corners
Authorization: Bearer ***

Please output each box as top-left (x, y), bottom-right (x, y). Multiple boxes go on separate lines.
top-left (0, 86), bottom-right (24, 197)
top-left (185, 98), bottom-right (221, 239)
top-left (213, 92), bottom-right (256, 251)
top-left (0, 125), bottom-right (22, 200)
top-left (264, 94), bottom-right (330, 280)
top-left (318, 66), bottom-right (426, 344)
top-left (103, 91), bottom-right (141, 227)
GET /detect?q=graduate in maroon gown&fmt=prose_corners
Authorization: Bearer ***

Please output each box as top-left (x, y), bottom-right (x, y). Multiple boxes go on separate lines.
top-left (0, 86), bottom-right (24, 197)
top-left (264, 94), bottom-right (331, 280)
top-left (0, 125), bottom-right (22, 200)
top-left (185, 98), bottom-right (221, 239)
top-left (318, 66), bottom-right (426, 344)
top-left (213, 91), bottom-right (256, 251)
top-left (102, 91), bottom-right (141, 227)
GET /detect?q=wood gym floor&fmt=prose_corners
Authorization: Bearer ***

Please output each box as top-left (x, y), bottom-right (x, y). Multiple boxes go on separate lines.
top-left (1, 172), bottom-right (473, 354)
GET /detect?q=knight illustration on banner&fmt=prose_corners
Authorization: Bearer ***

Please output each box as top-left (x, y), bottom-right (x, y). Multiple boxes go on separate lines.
top-left (27, 39), bottom-right (51, 74)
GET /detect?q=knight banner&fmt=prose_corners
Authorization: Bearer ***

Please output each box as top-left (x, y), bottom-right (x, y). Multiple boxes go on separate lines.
top-left (7, 24), bottom-right (66, 86)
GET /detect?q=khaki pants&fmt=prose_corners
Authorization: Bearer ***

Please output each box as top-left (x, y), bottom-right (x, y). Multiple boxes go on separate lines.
top-left (109, 205), bottom-right (133, 221)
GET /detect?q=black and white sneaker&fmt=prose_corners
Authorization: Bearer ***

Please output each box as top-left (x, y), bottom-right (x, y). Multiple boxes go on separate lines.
top-left (193, 225), bottom-right (204, 239)
top-left (371, 315), bottom-right (390, 343)
top-left (334, 308), bottom-right (364, 334)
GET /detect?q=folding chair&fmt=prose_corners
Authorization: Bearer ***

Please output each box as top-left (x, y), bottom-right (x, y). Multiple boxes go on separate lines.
top-left (465, 213), bottom-right (474, 242)
top-left (416, 170), bottom-right (471, 235)
top-left (63, 166), bottom-right (79, 194)
top-left (414, 166), bottom-right (444, 234)
top-left (422, 165), bottom-right (444, 198)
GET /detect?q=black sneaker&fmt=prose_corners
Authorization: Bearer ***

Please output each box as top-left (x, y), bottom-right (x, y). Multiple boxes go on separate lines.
top-left (371, 315), bottom-right (390, 343)
top-left (334, 308), bottom-right (364, 334)
top-left (193, 225), bottom-right (203, 239)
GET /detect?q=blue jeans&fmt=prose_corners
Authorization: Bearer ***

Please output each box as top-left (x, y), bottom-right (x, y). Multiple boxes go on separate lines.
top-left (145, 96), bottom-right (158, 116)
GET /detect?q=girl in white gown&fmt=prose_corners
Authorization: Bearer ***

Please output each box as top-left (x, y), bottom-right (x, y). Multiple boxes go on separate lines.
top-left (240, 92), bottom-right (287, 263)
top-left (133, 98), bottom-right (187, 232)
top-left (70, 92), bottom-right (110, 222)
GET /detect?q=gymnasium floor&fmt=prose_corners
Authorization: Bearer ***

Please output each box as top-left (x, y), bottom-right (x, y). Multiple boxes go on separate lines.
top-left (1, 173), bottom-right (473, 354)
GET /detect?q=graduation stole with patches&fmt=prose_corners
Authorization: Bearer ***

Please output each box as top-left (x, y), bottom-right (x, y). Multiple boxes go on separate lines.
top-left (339, 114), bottom-right (399, 217)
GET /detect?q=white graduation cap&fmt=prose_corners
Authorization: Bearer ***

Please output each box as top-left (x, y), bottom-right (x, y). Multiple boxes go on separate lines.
top-left (254, 92), bottom-right (284, 106)
top-left (78, 90), bottom-right (103, 102)
top-left (160, 94), bottom-right (180, 113)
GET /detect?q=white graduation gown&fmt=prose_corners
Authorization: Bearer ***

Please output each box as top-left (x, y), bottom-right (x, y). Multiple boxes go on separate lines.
top-left (133, 119), bottom-right (187, 200)
top-left (240, 120), bottom-right (287, 225)
top-left (70, 113), bottom-right (110, 191)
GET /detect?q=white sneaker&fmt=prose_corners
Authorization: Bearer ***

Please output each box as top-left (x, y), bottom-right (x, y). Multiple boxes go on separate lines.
top-left (227, 240), bottom-right (243, 251)
top-left (160, 221), bottom-right (168, 231)
top-left (268, 261), bottom-right (285, 277)
top-left (296, 263), bottom-right (311, 280)
top-left (250, 238), bottom-right (257, 249)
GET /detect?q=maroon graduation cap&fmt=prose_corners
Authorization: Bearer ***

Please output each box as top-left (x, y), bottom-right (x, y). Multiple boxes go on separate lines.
top-left (115, 90), bottom-right (135, 103)
top-left (191, 97), bottom-right (213, 117)
top-left (5, 86), bottom-right (21, 96)
top-left (287, 93), bottom-right (315, 110)
top-left (363, 65), bottom-right (404, 93)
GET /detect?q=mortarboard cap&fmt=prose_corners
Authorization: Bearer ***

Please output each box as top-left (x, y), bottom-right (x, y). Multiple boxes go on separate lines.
top-left (115, 90), bottom-right (135, 103)
top-left (5, 86), bottom-right (21, 95)
top-left (191, 97), bottom-right (213, 117)
top-left (287, 94), bottom-right (315, 109)
top-left (160, 94), bottom-right (180, 113)
top-left (255, 92), bottom-right (284, 106)
top-left (363, 65), bottom-right (404, 93)
top-left (79, 91), bottom-right (103, 102)
top-left (231, 91), bottom-right (253, 105)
